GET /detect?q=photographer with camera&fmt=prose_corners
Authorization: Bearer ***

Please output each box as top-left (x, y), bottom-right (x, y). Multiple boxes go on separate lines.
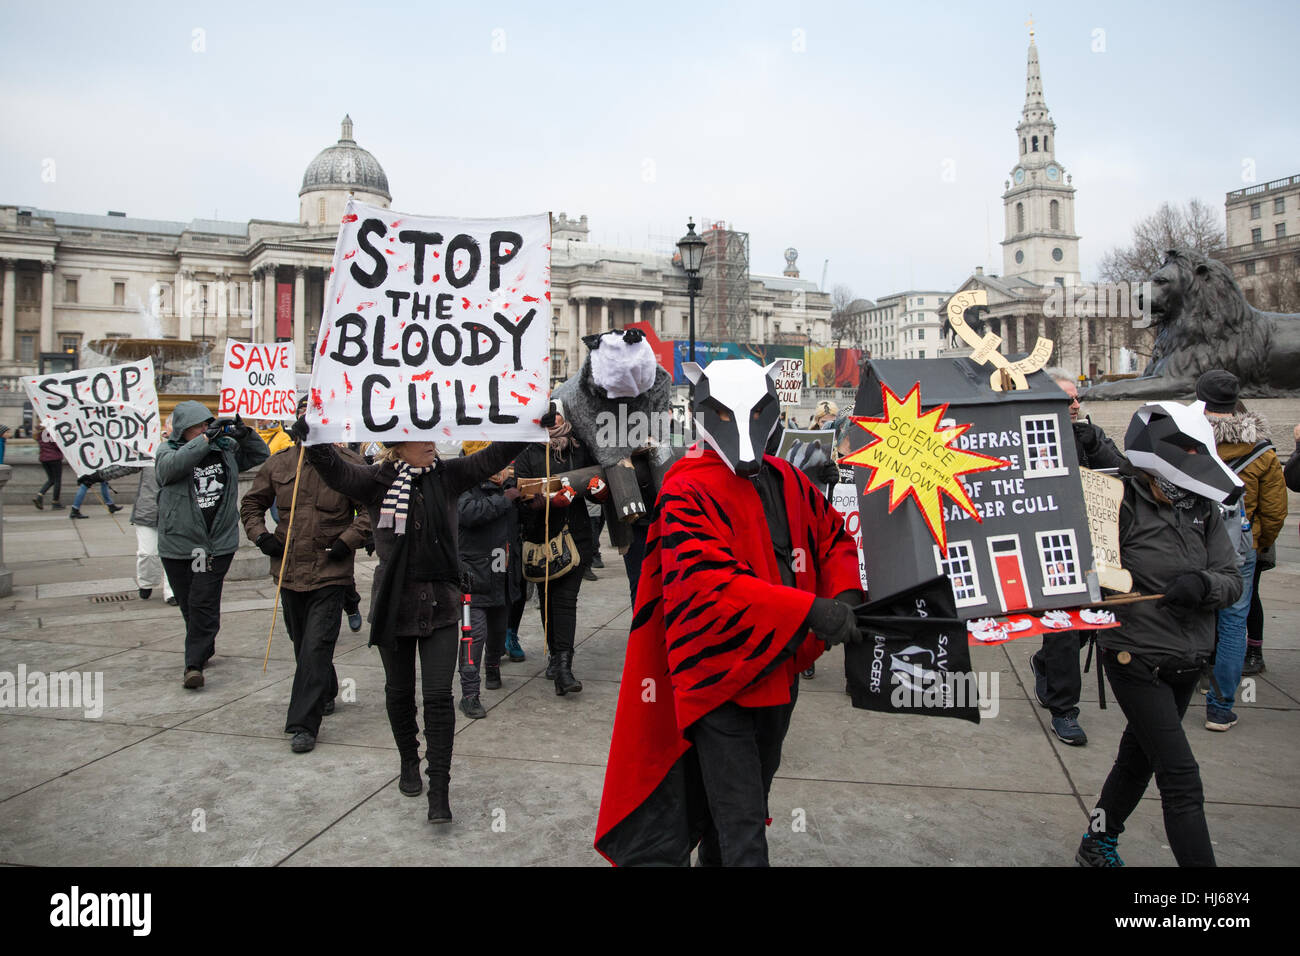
top-left (156, 401), bottom-right (269, 689)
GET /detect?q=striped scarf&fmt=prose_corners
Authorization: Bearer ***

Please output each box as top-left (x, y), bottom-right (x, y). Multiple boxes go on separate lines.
top-left (378, 463), bottom-right (433, 535)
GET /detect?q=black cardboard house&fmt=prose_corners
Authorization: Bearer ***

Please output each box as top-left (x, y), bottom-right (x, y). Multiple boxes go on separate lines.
top-left (852, 358), bottom-right (1094, 619)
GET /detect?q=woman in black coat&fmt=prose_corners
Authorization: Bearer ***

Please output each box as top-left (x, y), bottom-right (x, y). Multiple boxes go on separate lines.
top-left (301, 424), bottom-right (525, 824)
top-left (514, 408), bottom-right (600, 696)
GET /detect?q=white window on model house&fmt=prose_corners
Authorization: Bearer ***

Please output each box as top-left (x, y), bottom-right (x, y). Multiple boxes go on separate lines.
top-left (1020, 414), bottom-right (1069, 478)
top-left (1036, 529), bottom-right (1086, 595)
top-left (934, 540), bottom-right (984, 607)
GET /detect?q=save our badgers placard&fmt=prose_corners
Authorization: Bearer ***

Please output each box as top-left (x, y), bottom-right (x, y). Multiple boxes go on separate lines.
top-left (304, 199), bottom-right (551, 444)
top-left (218, 340), bottom-right (297, 420)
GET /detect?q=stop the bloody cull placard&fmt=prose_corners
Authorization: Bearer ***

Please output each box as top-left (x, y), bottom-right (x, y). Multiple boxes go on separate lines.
top-left (218, 340), bottom-right (297, 421)
top-left (23, 358), bottom-right (160, 477)
top-left (305, 199), bottom-right (551, 445)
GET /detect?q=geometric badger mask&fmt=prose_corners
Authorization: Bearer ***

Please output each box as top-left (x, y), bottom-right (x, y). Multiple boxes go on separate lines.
top-left (681, 358), bottom-right (781, 477)
top-left (1124, 400), bottom-right (1244, 506)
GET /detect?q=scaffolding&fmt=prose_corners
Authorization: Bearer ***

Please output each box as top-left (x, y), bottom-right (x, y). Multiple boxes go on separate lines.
top-left (699, 221), bottom-right (750, 342)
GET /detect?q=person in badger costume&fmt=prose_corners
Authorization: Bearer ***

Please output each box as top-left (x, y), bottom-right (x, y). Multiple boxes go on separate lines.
top-left (1076, 401), bottom-right (1244, 868)
top-left (552, 328), bottom-right (674, 603)
top-left (594, 358), bottom-right (864, 866)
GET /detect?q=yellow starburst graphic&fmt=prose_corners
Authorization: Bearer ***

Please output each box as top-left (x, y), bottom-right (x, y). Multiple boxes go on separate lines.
top-left (842, 384), bottom-right (1008, 549)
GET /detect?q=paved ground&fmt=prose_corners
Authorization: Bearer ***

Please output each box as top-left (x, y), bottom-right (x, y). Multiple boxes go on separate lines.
top-left (1, 506), bottom-right (1297, 867)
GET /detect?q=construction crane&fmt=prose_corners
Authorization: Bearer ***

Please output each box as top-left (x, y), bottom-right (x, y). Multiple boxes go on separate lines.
top-left (820, 259), bottom-right (829, 291)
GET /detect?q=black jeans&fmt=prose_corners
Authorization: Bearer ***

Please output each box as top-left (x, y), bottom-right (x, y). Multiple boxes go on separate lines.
top-left (1031, 632), bottom-right (1087, 718)
top-left (590, 509), bottom-right (605, 554)
top-left (1095, 651), bottom-right (1215, 867)
top-left (508, 591), bottom-right (526, 633)
top-left (689, 680), bottom-right (799, 867)
top-left (623, 522), bottom-right (650, 606)
top-left (537, 565), bottom-right (585, 655)
top-left (38, 461), bottom-right (63, 501)
top-left (280, 586), bottom-right (343, 735)
top-left (343, 586), bottom-right (360, 616)
top-left (459, 604), bottom-right (508, 697)
top-left (377, 626), bottom-right (458, 784)
top-left (163, 552), bottom-right (234, 672)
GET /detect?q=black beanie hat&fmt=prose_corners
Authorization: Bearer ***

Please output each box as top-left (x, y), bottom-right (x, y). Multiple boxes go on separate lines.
top-left (1195, 369), bottom-right (1239, 414)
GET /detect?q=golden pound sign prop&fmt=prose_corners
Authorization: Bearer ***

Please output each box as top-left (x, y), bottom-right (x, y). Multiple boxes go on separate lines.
top-left (946, 290), bottom-right (1053, 391)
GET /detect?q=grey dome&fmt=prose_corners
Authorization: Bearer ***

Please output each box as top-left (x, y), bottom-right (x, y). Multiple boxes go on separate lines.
top-left (299, 115), bottom-right (391, 199)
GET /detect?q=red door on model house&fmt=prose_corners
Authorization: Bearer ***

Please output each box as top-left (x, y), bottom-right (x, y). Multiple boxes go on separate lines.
top-left (989, 536), bottom-right (1030, 612)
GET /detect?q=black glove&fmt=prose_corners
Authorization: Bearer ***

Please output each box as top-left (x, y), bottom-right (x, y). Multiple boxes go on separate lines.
top-left (230, 414), bottom-right (249, 440)
top-left (1157, 572), bottom-right (1209, 612)
top-left (539, 403), bottom-right (558, 429)
top-left (806, 597), bottom-right (862, 646)
top-left (326, 539), bottom-right (352, 562)
top-left (1072, 420), bottom-right (1103, 453)
top-left (204, 421), bottom-right (223, 442)
top-left (815, 460), bottom-right (841, 487)
top-left (364, 540), bottom-right (376, 556)
top-left (289, 417), bottom-right (310, 443)
top-left (256, 533), bottom-right (284, 559)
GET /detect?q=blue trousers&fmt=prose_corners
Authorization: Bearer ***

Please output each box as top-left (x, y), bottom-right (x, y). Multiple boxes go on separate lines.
top-left (72, 481), bottom-right (114, 510)
top-left (1208, 548), bottom-right (1256, 713)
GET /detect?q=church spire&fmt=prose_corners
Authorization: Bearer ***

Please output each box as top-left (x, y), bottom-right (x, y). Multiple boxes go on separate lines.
top-left (1023, 33), bottom-right (1048, 120)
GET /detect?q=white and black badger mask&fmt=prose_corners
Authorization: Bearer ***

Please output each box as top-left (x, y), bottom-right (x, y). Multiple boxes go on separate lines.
top-left (582, 328), bottom-right (658, 399)
top-left (682, 359), bottom-right (781, 477)
top-left (1125, 400), bottom-right (1244, 505)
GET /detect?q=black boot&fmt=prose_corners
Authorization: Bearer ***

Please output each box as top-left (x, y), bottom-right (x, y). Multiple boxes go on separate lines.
top-left (424, 697), bottom-right (455, 824)
top-left (545, 653), bottom-right (558, 681)
top-left (484, 663), bottom-right (502, 690)
top-left (399, 756), bottom-right (422, 796)
top-left (554, 650), bottom-right (583, 696)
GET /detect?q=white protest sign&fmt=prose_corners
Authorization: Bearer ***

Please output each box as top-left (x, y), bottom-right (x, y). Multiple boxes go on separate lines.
top-left (832, 476), bottom-right (869, 590)
top-left (1079, 467), bottom-right (1132, 592)
top-left (305, 199), bottom-right (551, 444)
top-left (773, 358), bottom-right (803, 405)
top-left (218, 340), bottom-right (297, 421)
top-left (23, 358), bottom-right (161, 477)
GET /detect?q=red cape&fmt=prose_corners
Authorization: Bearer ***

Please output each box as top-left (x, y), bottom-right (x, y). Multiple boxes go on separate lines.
top-left (594, 448), bottom-right (863, 865)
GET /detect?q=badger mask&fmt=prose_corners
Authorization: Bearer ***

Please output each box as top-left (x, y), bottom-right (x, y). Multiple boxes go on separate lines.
top-left (682, 359), bottom-right (781, 477)
top-left (583, 329), bottom-right (658, 399)
top-left (1125, 401), bottom-right (1244, 505)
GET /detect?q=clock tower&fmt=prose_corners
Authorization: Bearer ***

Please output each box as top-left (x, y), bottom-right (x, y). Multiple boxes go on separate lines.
top-left (1000, 29), bottom-right (1080, 286)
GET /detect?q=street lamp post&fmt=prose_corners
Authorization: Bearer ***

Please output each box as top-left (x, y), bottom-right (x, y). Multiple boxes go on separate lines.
top-left (676, 219), bottom-right (706, 437)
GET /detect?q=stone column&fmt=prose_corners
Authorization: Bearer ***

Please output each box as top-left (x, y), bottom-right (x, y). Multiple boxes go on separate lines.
top-left (1079, 315), bottom-right (1091, 380)
top-left (251, 269), bottom-right (263, 341)
top-left (633, 302), bottom-right (642, 326)
top-left (178, 269), bottom-right (194, 341)
top-left (1, 259), bottom-right (15, 362)
top-left (216, 270), bottom-right (229, 334)
top-left (263, 264), bottom-right (278, 341)
top-left (1017, 315), bottom-right (1027, 353)
top-left (39, 261), bottom-right (55, 353)
top-left (293, 266), bottom-right (307, 362)
top-left (600, 298), bottom-right (609, 332)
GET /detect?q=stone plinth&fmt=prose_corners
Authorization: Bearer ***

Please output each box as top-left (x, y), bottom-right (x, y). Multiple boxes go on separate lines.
top-left (0, 463), bottom-right (11, 596)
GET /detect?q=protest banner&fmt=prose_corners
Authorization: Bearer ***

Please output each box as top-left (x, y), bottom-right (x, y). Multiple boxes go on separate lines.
top-left (305, 199), bottom-right (551, 444)
top-left (23, 358), bottom-right (160, 477)
top-left (773, 358), bottom-right (803, 404)
top-left (1078, 466), bottom-right (1133, 593)
top-left (218, 340), bottom-right (297, 420)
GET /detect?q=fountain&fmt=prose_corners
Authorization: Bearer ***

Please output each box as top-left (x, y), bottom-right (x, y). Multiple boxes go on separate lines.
top-left (82, 291), bottom-right (221, 422)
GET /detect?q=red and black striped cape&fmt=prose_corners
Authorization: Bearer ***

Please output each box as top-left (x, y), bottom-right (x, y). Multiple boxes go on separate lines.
top-left (594, 447), bottom-right (862, 865)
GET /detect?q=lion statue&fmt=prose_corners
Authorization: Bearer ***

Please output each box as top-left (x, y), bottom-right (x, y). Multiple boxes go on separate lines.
top-left (1085, 248), bottom-right (1300, 399)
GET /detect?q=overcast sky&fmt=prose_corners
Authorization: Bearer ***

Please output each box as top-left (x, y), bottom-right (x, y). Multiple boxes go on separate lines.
top-left (2, 0), bottom-right (1297, 303)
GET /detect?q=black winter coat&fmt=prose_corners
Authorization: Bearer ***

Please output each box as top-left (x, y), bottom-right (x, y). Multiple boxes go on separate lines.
top-left (514, 440), bottom-right (597, 565)
top-left (307, 441), bottom-right (526, 646)
top-left (1101, 465), bottom-right (1243, 669)
top-left (458, 479), bottom-right (524, 608)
